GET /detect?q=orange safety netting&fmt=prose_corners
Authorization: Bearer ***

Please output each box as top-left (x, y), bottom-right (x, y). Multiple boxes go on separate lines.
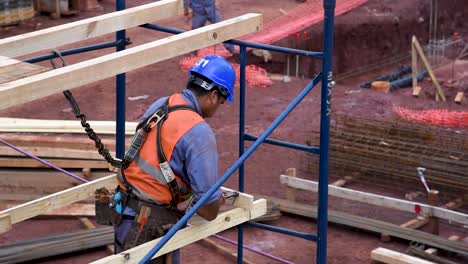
top-left (241, 0), bottom-right (369, 44)
top-left (393, 106), bottom-right (468, 127)
top-left (179, 0), bottom-right (368, 87)
top-left (179, 55), bottom-right (273, 88)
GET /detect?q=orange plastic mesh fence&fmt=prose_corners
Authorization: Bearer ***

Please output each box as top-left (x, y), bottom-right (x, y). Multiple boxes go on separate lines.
top-left (241, 0), bottom-right (369, 44)
top-left (179, 0), bottom-right (368, 88)
top-left (393, 106), bottom-right (468, 127)
top-left (179, 55), bottom-right (273, 88)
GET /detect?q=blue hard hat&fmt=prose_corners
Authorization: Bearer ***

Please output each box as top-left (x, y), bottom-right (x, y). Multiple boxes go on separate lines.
top-left (189, 55), bottom-right (236, 102)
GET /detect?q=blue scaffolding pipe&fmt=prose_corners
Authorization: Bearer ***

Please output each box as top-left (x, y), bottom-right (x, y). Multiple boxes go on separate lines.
top-left (317, 0), bottom-right (336, 263)
top-left (23, 40), bottom-right (123, 63)
top-left (140, 23), bottom-right (323, 58)
top-left (247, 221), bottom-right (318, 241)
top-left (115, 0), bottom-right (127, 159)
top-left (139, 73), bottom-right (322, 263)
top-left (237, 45), bottom-right (247, 263)
top-left (243, 133), bottom-right (320, 154)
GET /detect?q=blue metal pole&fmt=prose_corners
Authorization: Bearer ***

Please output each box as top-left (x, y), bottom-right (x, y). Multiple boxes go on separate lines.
top-left (139, 73), bottom-right (322, 264)
top-left (243, 134), bottom-right (320, 154)
top-left (115, 0), bottom-right (126, 159)
top-left (23, 40), bottom-right (123, 64)
top-left (140, 24), bottom-right (322, 59)
top-left (317, 0), bottom-right (336, 263)
top-left (247, 222), bottom-right (317, 241)
top-left (237, 45), bottom-right (247, 264)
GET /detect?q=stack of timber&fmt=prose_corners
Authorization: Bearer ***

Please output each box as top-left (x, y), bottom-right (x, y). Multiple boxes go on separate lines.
top-left (324, 114), bottom-right (468, 200)
top-left (0, 133), bottom-right (124, 202)
top-left (0, 227), bottom-right (113, 263)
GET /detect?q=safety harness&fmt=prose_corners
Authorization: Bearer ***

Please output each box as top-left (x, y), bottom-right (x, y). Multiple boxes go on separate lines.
top-left (51, 49), bottom-right (197, 215)
top-left (117, 99), bottom-right (198, 212)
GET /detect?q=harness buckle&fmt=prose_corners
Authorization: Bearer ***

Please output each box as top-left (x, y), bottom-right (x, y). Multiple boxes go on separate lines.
top-left (147, 106), bottom-right (168, 129)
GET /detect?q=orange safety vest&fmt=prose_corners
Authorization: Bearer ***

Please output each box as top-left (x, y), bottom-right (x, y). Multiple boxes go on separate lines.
top-left (117, 94), bottom-right (204, 205)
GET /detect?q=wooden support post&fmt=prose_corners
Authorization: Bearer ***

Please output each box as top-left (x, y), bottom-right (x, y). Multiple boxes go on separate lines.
top-left (412, 36), bottom-right (446, 102)
top-left (454, 92), bottom-right (465, 104)
top-left (412, 39), bottom-right (419, 96)
top-left (285, 168), bottom-right (297, 201)
top-left (427, 190), bottom-right (439, 235)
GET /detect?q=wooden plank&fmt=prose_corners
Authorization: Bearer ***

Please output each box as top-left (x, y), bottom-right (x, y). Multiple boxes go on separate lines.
top-left (0, 203), bottom-right (95, 216)
top-left (280, 175), bottom-right (468, 226)
top-left (0, 157), bottom-right (109, 169)
top-left (0, 0), bottom-right (184, 58)
top-left (260, 195), bottom-right (468, 256)
top-left (0, 118), bottom-right (137, 135)
top-left (0, 146), bottom-right (110, 160)
top-left (0, 56), bottom-right (20, 67)
top-left (0, 13), bottom-right (262, 111)
top-left (371, 247), bottom-right (436, 264)
top-left (412, 36), bottom-right (446, 102)
top-left (79, 217), bottom-right (114, 253)
top-left (221, 187), bottom-right (254, 209)
top-left (91, 199), bottom-right (267, 264)
top-left (0, 62), bottom-right (48, 84)
top-left (0, 174), bottom-right (117, 234)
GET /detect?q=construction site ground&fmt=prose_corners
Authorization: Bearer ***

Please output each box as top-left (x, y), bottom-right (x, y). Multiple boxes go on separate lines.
top-left (0, 0), bottom-right (467, 263)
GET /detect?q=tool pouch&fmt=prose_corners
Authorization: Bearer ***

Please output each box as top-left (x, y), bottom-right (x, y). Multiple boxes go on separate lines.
top-left (95, 187), bottom-right (125, 226)
top-left (122, 201), bottom-right (179, 251)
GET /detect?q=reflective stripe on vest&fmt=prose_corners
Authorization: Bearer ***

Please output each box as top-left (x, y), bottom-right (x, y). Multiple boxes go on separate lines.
top-left (118, 94), bottom-right (203, 205)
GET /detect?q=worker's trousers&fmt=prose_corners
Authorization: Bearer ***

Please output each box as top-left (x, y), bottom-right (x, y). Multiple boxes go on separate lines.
top-left (191, 5), bottom-right (234, 52)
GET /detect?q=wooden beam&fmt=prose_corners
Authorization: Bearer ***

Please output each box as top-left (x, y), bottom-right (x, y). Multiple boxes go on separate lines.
top-left (260, 195), bottom-right (468, 256)
top-left (0, 60), bottom-right (48, 84)
top-left (0, 203), bottom-right (95, 216)
top-left (0, 146), bottom-right (110, 160)
top-left (0, 157), bottom-right (109, 169)
top-left (0, 174), bottom-right (117, 234)
top-left (280, 175), bottom-right (468, 226)
top-left (221, 187), bottom-right (254, 210)
top-left (91, 199), bottom-right (267, 264)
top-left (0, 0), bottom-right (184, 57)
top-left (371, 247), bottom-right (436, 264)
top-left (412, 36), bottom-right (446, 102)
top-left (0, 13), bottom-right (262, 111)
top-left (0, 118), bottom-right (137, 135)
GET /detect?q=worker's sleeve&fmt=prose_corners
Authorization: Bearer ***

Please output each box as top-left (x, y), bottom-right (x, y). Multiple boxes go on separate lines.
top-left (177, 122), bottom-right (222, 205)
top-left (183, 0), bottom-right (190, 9)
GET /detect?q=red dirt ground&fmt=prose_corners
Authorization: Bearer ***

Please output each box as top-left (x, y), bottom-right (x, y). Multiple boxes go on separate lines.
top-left (0, 0), bottom-right (467, 263)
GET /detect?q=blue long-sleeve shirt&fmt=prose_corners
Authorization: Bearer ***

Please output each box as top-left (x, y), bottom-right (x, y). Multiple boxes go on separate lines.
top-left (139, 89), bottom-right (222, 206)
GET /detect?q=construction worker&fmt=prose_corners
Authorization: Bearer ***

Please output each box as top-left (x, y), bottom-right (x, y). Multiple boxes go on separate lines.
top-left (113, 55), bottom-right (235, 263)
top-left (184, 0), bottom-right (236, 54)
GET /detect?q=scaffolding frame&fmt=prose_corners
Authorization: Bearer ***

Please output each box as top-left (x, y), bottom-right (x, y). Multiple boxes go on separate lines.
top-left (11, 0), bottom-right (336, 262)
